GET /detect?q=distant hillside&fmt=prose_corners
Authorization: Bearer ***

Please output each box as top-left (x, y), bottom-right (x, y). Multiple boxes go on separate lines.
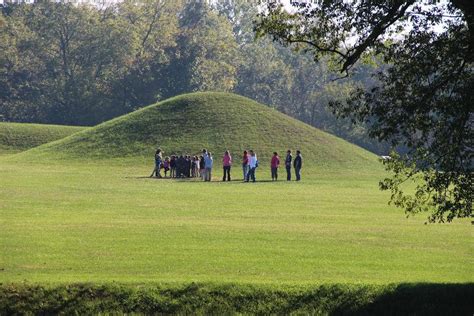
top-left (18, 92), bottom-right (379, 169)
top-left (0, 122), bottom-right (85, 155)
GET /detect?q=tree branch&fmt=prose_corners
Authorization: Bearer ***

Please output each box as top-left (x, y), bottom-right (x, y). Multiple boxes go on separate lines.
top-left (341, 0), bottom-right (415, 73)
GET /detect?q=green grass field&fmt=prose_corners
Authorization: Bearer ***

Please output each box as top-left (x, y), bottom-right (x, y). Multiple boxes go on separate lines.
top-left (1, 159), bottom-right (471, 285)
top-left (0, 93), bottom-right (472, 313)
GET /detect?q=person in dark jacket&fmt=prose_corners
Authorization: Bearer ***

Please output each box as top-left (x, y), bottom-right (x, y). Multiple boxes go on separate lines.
top-left (186, 155), bottom-right (192, 177)
top-left (285, 150), bottom-right (292, 181)
top-left (199, 155), bottom-right (205, 179)
top-left (177, 155), bottom-right (186, 178)
top-left (293, 150), bottom-right (302, 181)
top-left (170, 155), bottom-right (176, 178)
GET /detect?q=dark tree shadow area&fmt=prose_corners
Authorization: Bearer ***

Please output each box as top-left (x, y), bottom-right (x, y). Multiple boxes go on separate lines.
top-left (1, 282), bottom-right (473, 315)
top-left (330, 283), bottom-right (474, 315)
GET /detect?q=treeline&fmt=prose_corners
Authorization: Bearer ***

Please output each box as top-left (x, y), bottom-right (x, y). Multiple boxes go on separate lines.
top-left (0, 0), bottom-right (387, 153)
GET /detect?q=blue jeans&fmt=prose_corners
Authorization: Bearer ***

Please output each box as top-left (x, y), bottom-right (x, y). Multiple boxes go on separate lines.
top-left (286, 166), bottom-right (291, 181)
top-left (271, 167), bottom-right (278, 180)
top-left (247, 167), bottom-right (256, 182)
top-left (242, 164), bottom-right (249, 180)
top-left (152, 162), bottom-right (161, 177)
top-left (205, 167), bottom-right (212, 181)
top-left (295, 167), bottom-right (301, 181)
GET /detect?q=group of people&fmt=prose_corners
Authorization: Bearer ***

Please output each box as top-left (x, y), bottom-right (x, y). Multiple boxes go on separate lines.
top-left (150, 148), bottom-right (303, 182)
top-left (149, 149), bottom-right (213, 180)
top-left (269, 150), bottom-right (302, 181)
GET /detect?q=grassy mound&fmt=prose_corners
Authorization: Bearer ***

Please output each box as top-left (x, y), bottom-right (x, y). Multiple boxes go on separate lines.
top-left (21, 92), bottom-right (378, 168)
top-left (0, 122), bottom-right (84, 155)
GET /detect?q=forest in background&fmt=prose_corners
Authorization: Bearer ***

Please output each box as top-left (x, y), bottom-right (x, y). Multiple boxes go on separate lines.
top-left (0, 0), bottom-right (388, 153)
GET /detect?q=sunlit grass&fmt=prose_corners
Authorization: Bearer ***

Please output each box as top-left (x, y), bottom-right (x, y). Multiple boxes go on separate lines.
top-left (1, 158), bottom-right (471, 284)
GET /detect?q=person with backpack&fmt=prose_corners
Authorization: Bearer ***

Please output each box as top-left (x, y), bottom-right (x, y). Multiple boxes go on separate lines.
top-left (242, 150), bottom-right (249, 181)
top-left (285, 150), bottom-right (292, 181)
top-left (294, 150), bottom-right (303, 181)
top-left (271, 152), bottom-right (280, 181)
top-left (222, 150), bottom-right (232, 181)
top-left (246, 150), bottom-right (258, 182)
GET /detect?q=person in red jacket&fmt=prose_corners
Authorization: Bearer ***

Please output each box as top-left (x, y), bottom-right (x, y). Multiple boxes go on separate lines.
top-left (271, 152), bottom-right (280, 181)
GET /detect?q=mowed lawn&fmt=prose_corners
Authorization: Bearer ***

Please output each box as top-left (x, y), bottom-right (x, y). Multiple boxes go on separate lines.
top-left (1, 158), bottom-right (472, 285)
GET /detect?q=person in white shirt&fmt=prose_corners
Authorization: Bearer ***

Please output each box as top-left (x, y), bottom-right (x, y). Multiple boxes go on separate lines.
top-left (246, 150), bottom-right (258, 182)
top-left (204, 151), bottom-right (213, 181)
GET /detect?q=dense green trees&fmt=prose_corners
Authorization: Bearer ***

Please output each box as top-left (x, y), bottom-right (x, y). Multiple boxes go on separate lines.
top-left (0, 0), bottom-right (383, 153)
top-left (1, 3), bottom-right (134, 124)
top-left (1, 1), bottom-right (182, 125)
top-left (164, 2), bottom-right (239, 96)
top-left (112, 0), bottom-right (181, 111)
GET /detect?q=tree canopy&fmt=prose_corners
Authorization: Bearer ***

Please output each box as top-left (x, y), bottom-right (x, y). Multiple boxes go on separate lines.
top-left (256, 0), bottom-right (473, 222)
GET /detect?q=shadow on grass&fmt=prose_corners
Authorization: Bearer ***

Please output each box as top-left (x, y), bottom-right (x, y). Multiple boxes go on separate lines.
top-left (353, 283), bottom-right (474, 315)
top-left (1, 282), bottom-right (473, 315)
top-left (131, 176), bottom-right (289, 183)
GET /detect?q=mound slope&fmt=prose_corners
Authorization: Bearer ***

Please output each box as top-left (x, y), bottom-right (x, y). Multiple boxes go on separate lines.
top-left (20, 92), bottom-right (378, 168)
top-left (0, 122), bottom-right (85, 155)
